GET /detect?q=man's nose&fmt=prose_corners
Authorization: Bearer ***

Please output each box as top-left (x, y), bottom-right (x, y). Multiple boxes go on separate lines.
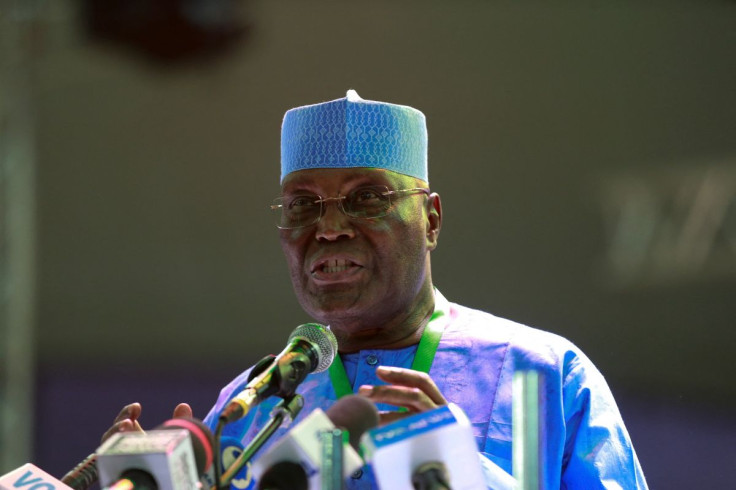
top-left (315, 199), bottom-right (356, 241)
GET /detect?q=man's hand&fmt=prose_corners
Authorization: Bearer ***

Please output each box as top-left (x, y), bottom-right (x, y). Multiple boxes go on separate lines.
top-left (358, 366), bottom-right (447, 425)
top-left (100, 402), bottom-right (194, 443)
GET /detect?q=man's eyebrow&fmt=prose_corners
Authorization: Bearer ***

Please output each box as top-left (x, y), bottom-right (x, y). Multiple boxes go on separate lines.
top-left (281, 186), bottom-right (318, 195)
top-left (346, 178), bottom-right (389, 188)
top-left (345, 172), bottom-right (403, 187)
top-left (280, 169), bottom-right (406, 195)
top-left (282, 179), bottom-right (387, 195)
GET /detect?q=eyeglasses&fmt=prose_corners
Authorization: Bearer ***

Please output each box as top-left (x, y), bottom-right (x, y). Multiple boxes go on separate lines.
top-left (271, 185), bottom-right (430, 229)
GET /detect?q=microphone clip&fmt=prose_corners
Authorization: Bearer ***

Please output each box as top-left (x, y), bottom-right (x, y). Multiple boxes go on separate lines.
top-left (269, 392), bottom-right (305, 428)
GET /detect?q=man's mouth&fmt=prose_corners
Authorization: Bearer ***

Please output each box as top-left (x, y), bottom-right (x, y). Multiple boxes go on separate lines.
top-left (310, 258), bottom-right (364, 280)
top-left (320, 259), bottom-right (357, 273)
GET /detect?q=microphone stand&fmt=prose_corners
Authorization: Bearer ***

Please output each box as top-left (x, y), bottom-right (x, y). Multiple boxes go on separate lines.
top-left (217, 394), bottom-right (305, 489)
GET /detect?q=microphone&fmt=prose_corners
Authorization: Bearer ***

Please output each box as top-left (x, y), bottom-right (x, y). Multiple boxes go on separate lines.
top-left (257, 461), bottom-right (308, 490)
top-left (323, 394), bottom-right (380, 453)
top-left (220, 323), bottom-right (338, 424)
top-left (321, 395), bottom-right (380, 490)
top-left (361, 403), bottom-right (491, 490)
top-left (251, 395), bottom-right (378, 489)
top-left (411, 462), bottom-right (451, 490)
top-left (96, 417), bottom-right (215, 490)
top-left (60, 418), bottom-right (214, 490)
top-left (61, 453), bottom-right (98, 490)
top-left (1, 463), bottom-right (74, 490)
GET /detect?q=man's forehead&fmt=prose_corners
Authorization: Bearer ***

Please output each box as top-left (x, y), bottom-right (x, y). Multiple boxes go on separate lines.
top-left (281, 168), bottom-right (412, 192)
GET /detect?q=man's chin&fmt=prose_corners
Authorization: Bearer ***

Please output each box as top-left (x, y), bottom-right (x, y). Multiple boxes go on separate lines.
top-left (300, 291), bottom-right (366, 324)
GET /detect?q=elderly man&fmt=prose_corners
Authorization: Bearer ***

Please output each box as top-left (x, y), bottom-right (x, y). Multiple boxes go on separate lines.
top-left (108, 91), bottom-right (647, 489)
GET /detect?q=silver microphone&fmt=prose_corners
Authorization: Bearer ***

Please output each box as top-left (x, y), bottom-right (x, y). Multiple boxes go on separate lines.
top-left (220, 323), bottom-right (338, 424)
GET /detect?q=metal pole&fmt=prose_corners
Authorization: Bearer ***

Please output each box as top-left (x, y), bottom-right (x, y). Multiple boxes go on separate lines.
top-left (320, 428), bottom-right (344, 490)
top-left (512, 370), bottom-right (540, 490)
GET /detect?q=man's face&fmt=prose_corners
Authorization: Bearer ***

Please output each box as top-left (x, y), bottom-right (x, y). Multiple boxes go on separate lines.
top-left (278, 168), bottom-right (441, 344)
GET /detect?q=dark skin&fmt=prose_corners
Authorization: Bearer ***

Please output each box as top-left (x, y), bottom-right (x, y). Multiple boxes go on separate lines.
top-left (100, 402), bottom-right (193, 443)
top-left (279, 168), bottom-right (446, 424)
top-left (103, 167), bottom-right (446, 438)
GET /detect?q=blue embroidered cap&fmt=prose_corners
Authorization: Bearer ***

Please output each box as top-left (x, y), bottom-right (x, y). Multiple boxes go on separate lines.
top-left (280, 90), bottom-right (428, 183)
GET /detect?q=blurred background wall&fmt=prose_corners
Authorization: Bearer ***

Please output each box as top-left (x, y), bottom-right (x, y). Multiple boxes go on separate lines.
top-left (1, 0), bottom-right (735, 487)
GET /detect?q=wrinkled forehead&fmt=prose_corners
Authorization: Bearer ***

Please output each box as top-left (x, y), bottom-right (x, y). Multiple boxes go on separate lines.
top-left (281, 167), bottom-right (425, 194)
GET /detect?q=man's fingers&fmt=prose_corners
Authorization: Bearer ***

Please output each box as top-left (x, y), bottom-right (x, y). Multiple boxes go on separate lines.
top-left (113, 402), bottom-right (142, 424)
top-left (173, 403), bottom-right (193, 419)
top-left (374, 366), bottom-right (447, 405)
top-left (101, 417), bottom-right (144, 443)
top-left (359, 384), bottom-right (437, 413)
top-left (102, 402), bottom-right (143, 443)
top-left (377, 410), bottom-right (413, 426)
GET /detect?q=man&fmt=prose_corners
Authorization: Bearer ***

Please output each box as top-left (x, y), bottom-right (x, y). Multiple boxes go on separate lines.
top-left (106, 90), bottom-right (647, 489)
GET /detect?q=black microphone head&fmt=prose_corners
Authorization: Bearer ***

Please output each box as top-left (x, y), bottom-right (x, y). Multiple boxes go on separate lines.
top-left (288, 323), bottom-right (338, 373)
top-left (119, 469), bottom-right (158, 490)
top-left (158, 417), bottom-right (215, 477)
top-left (326, 394), bottom-right (380, 452)
top-left (256, 461), bottom-right (308, 490)
top-left (411, 462), bottom-right (451, 490)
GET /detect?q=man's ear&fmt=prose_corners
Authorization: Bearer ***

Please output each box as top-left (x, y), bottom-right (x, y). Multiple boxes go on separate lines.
top-left (426, 192), bottom-right (442, 251)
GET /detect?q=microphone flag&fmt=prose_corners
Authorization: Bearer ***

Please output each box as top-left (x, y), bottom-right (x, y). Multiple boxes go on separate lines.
top-left (250, 408), bottom-right (363, 489)
top-left (96, 429), bottom-right (200, 490)
top-left (360, 403), bottom-right (487, 490)
top-left (1, 463), bottom-right (74, 490)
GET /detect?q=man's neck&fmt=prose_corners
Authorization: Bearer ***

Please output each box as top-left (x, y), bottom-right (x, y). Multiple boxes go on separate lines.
top-left (332, 285), bottom-right (436, 353)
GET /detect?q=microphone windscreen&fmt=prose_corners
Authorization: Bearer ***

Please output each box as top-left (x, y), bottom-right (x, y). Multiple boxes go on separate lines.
top-left (159, 417), bottom-right (215, 476)
top-left (326, 395), bottom-right (380, 452)
top-left (288, 323), bottom-right (338, 372)
top-left (256, 461), bottom-right (308, 490)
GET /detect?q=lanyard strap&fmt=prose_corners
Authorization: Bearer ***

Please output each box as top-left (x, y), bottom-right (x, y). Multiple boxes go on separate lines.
top-left (328, 355), bottom-right (354, 400)
top-left (328, 307), bottom-right (446, 399)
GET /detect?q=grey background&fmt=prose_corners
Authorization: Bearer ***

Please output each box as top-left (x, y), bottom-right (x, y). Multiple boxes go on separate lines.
top-left (9, 0), bottom-right (736, 487)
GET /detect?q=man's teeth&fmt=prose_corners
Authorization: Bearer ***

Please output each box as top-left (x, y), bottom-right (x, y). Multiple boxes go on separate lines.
top-left (322, 259), bottom-right (354, 273)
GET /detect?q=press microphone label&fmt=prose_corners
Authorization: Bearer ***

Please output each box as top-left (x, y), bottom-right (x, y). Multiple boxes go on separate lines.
top-left (368, 404), bottom-right (456, 448)
top-left (101, 430), bottom-right (188, 454)
top-left (0, 463), bottom-right (74, 490)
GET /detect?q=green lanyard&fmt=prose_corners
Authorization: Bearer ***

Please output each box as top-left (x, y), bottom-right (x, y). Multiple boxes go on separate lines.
top-left (328, 307), bottom-right (446, 399)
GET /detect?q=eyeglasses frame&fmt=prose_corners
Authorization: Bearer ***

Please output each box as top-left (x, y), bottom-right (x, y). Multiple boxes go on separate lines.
top-left (271, 186), bottom-right (431, 230)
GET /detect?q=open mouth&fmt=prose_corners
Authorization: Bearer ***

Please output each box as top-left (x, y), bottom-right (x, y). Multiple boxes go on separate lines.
top-left (319, 259), bottom-right (358, 273)
top-left (311, 257), bottom-right (363, 279)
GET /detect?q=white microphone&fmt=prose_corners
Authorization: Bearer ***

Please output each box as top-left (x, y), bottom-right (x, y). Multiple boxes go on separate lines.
top-left (96, 418), bottom-right (214, 490)
top-left (251, 395), bottom-right (378, 489)
top-left (220, 324), bottom-right (338, 424)
top-left (1, 463), bottom-right (74, 490)
top-left (361, 403), bottom-right (497, 490)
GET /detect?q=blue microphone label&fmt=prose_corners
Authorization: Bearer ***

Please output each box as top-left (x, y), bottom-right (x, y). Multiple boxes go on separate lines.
top-left (366, 405), bottom-right (458, 448)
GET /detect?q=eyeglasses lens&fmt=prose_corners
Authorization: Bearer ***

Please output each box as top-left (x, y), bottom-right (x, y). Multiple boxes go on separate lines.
top-left (273, 186), bottom-right (397, 229)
